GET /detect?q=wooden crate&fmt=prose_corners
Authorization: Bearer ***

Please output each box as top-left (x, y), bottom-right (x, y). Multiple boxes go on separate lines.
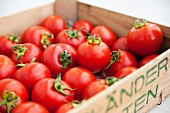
top-left (0, 0), bottom-right (170, 113)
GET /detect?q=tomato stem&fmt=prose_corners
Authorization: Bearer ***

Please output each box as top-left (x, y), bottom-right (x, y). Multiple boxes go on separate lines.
top-left (8, 34), bottom-right (20, 43)
top-left (64, 28), bottom-right (79, 38)
top-left (105, 49), bottom-right (121, 69)
top-left (0, 90), bottom-right (20, 113)
top-left (105, 77), bottom-right (120, 85)
top-left (41, 32), bottom-right (53, 49)
top-left (60, 50), bottom-right (72, 68)
top-left (134, 18), bottom-right (147, 29)
top-left (12, 44), bottom-right (27, 60)
top-left (54, 74), bottom-right (74, 96)
top-left (87, 35), bottom-right (102, 44)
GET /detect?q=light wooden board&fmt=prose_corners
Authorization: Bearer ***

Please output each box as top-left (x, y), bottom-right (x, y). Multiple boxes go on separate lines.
top-left (0, 3), bottom-right (54, 36)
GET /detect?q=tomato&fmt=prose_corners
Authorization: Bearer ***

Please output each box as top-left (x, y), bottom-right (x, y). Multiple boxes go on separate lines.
top-left (41, 15), bottom-right (67, 36)
top-left (104, 50), bottom-right (137, 77)
top-left (41, 43), bottom-right (77, 77)
top-left (139, 54), bottom-right (159, 67)
top-left (127, 19), bottom-right (163, 56)
top-left (11, 43), bottom-right (42, 65)
top-left (0, 79), bottom-right (28, 113)
top-left (55, 103), bottom-right (72, 113)
top-left (82, 79), bottom-right (109, 99)
top-left (77, 35), bottom-right (111, 73)
top-left (114, 66), bottom-right (138, 78)
top-left (0, 55), bottom-right (17, 79)
top-left (73, 20), bottom-right (94, 35)
top-left (0, 34), bottom-right (20, 57)
top-left (63, 67), bottom-right (96, 100)
top-left (12, 102), bottom-right (49, 113)
top-left (56, 28), bottom-right (86, 50)
top-left (22, 26), bottom-right (54, 50)
top-left (112, 36), bottom-right (129, 51)
top-left (91, 25), bottom-right (117, 48)
top-left (14, 62), bottom-right (52, 94)
top-left (31, 76), bottom-right (74, 113)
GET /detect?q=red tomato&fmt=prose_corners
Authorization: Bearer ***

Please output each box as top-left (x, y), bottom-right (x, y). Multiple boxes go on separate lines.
top-left (82, 79), bottom-right (109, 99)
top-left (41, 43), bottom-right (77, 77)
top-left (114, 66), bottom-right (138, 78)
top-left (77, 35), bottom-right (111, 73)
top-left (55, 103), bottom-right (73, 113)
top-left (104, 50), bottom-right (137, 77)
top-left (0, 34), bottom-right (20, 57)
top-left (31, 77), bottom-right (74, 113)
top-left (14, 62), bottom-right (52, 94)
top-left (112, 36), bottom-right (129, 51)
top-left (73, 20), bottom-right (94, 35)
top-left (41, 15), bottom-right (67, 36)
top-left (12, 102), bottom-right (49, 113)
top-left (0, 79), bottom-right (28, 113)
top-left (56, 28), bottom-right (86, 50)
top-left (127, 19), bottom-right (163, 56)
top-left (11, 43), bottom-right (42, 65)
top-left (0, 55), bottom-right (17, 79)
top-left (91, 25), bottom-right (117, 48)
top-left (139, 54), bottom-right (159, 67)
top-left (63, 67), bottom-right (96, 100)
top-left (22, 26), bottom-right (54, 50)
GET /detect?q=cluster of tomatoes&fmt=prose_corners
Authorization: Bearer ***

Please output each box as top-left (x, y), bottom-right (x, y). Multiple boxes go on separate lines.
top-left (0, 15), bottom-right (163, 113)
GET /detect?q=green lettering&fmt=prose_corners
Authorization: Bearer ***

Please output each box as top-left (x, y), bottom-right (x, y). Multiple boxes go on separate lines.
top-left (122, 103), bottom-right (133, 113)
top-left (134, 94), bottom-right (146, 113)
top-left (158, 57), bottom-right (168, 77)
top-left (146, 65), bottom-right (157, 86)
top-left (105, 91), bottom-right (118, 113)
top-left (120, 82), bottom-right (133, 104)
top-left (146, 84), bottom-right (158, 104)
top-left (135, 75), bottom-right (145, 94)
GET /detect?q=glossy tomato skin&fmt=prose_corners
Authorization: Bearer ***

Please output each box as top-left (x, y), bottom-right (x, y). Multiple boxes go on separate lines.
top-left (56, 29), bottom-right (86, 50)
top-left (127, 23), bottom-right (163, 56)
top-left (73, 20), bottom-right (94, 35)
top-left (22, 26), bottom-right (54, 50)
top-left (139, 54), bottom-right (159, 67)
top-left (114, 66), bottom-right (138, 78)
top-left (31, 78), bottom-right (74, 113)
top-left (41, 15), bottom-right (67, 36)
top-left (112, 36), bottom-right (129, 51)
top-left (77, 42), bottom-right (111, 73)
top-left (41, 43), bottom-right (77, 78)
top-left (0, 35), bottom-right (18, 57)
top-left (0, 55), bottom-right (17, 79)
top-left (11, 43), bottom-right (42, 65)
top-left (82, 79), bottom-right (109, 99)
top-left (55, 103), bottom-right (72, 113)
top-left (104, 50), bottom-right (137, 77)
top-left (91, 25), bottom-right (117, 48)
top-left (12, 102), bottom-right (49, 113)
top-left (63, 67), bottom-right (96, 100)
top-left (14, 62), bottom-right (52, 94)
top-left (0, 79), bottom-right (28, 113)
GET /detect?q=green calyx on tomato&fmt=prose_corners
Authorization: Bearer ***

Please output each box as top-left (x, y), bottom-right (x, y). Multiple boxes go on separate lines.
top-left (7, 34), bottom-right (20, 43)
top-left (66, 100), bottom-right (86, 108)
top-left (12, 44), bottom-right (27, 60)
top-left (133, 18), bottom-right (147, 29)
top-left (54, 74), bottom-right (74, 96)
top-left (105, 77), bottom-right (120, 85)
top-left (40, 32), bottom-right (53, 49)
top-left (105, 49), bottom-right (121, 69)
top-left (64, 28), bottom-right (81, 38)
top-left (87, 35), bottom-right (102, 44)
top-left (16, 57), bottom-right (36, 67)
top-left (0, 90), bottom-right (20, 113)
top-left (60, 50), bottom-right (72, 68)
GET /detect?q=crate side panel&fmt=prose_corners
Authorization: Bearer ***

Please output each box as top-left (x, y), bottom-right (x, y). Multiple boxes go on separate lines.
top-left (0, 3), bottom-right (54, 36)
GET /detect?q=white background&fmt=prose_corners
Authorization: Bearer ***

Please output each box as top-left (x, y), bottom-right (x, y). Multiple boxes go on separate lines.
top-left (0, 0), bottom-right (170, 113)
